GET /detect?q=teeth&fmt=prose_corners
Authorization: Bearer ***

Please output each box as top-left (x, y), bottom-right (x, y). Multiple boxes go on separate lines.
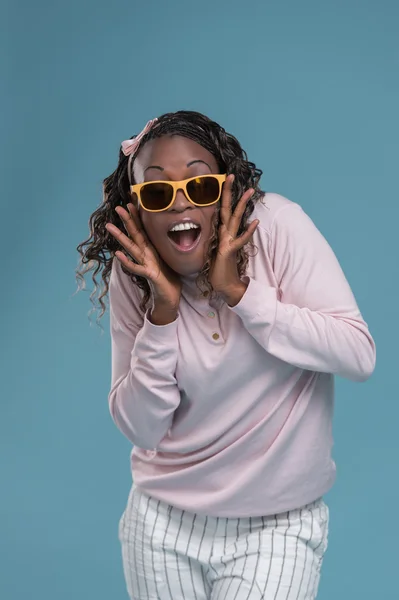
top-left (169, 222), bottom-right (199, 232)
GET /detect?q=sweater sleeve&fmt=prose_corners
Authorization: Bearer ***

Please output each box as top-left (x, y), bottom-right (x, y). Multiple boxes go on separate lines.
top-left (231, 203), bottom-right (376, 381)
top-left (108, 259), bottom-right (181, 449)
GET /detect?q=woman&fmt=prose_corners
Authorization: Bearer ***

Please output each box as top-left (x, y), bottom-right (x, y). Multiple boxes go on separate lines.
top-left (76, 110), bottom-right (375, 599)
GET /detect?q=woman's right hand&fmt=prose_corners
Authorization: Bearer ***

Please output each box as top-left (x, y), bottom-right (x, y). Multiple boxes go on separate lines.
top-left (106, 203), bottom-right (182, 319)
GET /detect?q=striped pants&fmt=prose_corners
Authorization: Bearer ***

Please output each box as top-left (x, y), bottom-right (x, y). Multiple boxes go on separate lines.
top-left (118, 484), bottom-right (329, 600)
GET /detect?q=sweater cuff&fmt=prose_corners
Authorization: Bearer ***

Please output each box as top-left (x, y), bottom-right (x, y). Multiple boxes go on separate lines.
top-left (229, 277), bottom-right (278, 325)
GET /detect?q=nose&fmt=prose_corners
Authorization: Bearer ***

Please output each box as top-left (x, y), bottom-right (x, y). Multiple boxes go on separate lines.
top-left (170, 188), bottom-right (193, 212)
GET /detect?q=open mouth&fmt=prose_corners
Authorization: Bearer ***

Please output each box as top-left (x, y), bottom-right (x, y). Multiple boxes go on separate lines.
top-left (167, 223), bottom-right (202, 252)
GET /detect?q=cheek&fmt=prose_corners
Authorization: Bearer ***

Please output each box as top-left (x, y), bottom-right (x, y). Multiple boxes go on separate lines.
top-left (202, 206), bottom-right (219, 235)
top-left (139, 213), bottom-right (163, 247)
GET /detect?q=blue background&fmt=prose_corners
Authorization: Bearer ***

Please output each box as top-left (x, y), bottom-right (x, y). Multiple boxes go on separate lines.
top-left (1, 0), bottom-right (398, 598)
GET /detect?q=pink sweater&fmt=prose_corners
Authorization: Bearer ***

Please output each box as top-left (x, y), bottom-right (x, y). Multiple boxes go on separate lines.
top-left (108, 193), bottom-right (375, 517)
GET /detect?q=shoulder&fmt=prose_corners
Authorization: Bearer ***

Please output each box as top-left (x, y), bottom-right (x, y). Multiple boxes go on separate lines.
top-left (251, 192), bottom-right (304, 235)
top-left (109, 257), bottom-right (144, 326)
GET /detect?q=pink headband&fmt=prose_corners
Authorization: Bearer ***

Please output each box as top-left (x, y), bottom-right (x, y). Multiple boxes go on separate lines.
top-left (121, 118), bottom-right (158, 184)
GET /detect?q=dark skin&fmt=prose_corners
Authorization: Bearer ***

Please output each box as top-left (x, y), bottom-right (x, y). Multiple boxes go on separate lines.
top-left (134, 135), bottom-right (220, 277)
top-left (105, 135), bottom-right (259, 323)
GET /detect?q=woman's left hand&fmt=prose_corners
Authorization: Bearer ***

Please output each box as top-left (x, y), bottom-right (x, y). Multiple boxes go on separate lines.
top-left (209, 174), bottom-right (259, 306)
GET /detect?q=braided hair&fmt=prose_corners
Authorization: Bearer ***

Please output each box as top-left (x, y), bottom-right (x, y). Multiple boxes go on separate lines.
top-left (76, 110), bottom-right (264, 325)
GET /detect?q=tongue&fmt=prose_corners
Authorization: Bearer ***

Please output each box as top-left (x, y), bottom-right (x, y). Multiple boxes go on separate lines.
top-left (170, 229), bottom-right (198, 248)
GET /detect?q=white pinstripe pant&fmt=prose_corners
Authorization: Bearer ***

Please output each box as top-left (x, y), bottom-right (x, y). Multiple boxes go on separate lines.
top-left (118, 484), bottom-right (329, 599)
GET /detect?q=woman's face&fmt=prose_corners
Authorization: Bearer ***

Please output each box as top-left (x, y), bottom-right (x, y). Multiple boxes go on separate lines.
top-left (132, 135), bottom-right (220, 276)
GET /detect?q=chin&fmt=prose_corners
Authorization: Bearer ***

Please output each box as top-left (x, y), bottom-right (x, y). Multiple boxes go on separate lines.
top-left (169, 260), bottom-right (203, 277)
top-left (157, 244), bottom-right (208, 278)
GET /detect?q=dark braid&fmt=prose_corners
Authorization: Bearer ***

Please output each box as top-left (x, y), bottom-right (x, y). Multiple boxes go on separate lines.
top-left (76, 110), bottom-right (264, 326)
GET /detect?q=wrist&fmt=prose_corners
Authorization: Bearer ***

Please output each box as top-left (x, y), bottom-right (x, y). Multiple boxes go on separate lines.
top-left (219, 281), bottom-right (248, 307)
top-left (149, 309), bottom-right (178, 326)
top-left (150, 299), bottom-right (178, 326)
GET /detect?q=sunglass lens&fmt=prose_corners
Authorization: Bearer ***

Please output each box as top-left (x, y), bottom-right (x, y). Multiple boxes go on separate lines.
top-left (187, 176), bottom-right (220, 205)
top-left (141, 183), bottom-right (173, 211)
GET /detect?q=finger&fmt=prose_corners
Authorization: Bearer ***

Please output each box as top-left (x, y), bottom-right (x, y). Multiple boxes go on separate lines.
top-left (115, 205), bottom-right (143, 240)
top-left (231, 219), bottom-right (259, 251)
top-left (228, 188), bottom-right (254, 237)
top-left (114, 251), bottom-right (149, 278)
top-left (105, 222), bottom-right (144, 263)
top-left (115, 204), bottom-right (149, 249)
top-left (220, 174), bottom-right (235, 226)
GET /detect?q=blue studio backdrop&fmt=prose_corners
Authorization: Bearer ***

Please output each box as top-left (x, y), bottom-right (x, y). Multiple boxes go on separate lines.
top-left (1, 1), bottom-right (398, 599)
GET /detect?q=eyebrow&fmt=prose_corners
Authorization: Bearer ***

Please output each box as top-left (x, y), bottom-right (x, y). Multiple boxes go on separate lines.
top-left (144, 159), bottom-right (213, 173)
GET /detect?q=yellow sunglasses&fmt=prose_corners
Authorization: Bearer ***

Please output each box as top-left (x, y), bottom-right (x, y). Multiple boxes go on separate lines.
top-left (130, 174), bottom-right (227, 213)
